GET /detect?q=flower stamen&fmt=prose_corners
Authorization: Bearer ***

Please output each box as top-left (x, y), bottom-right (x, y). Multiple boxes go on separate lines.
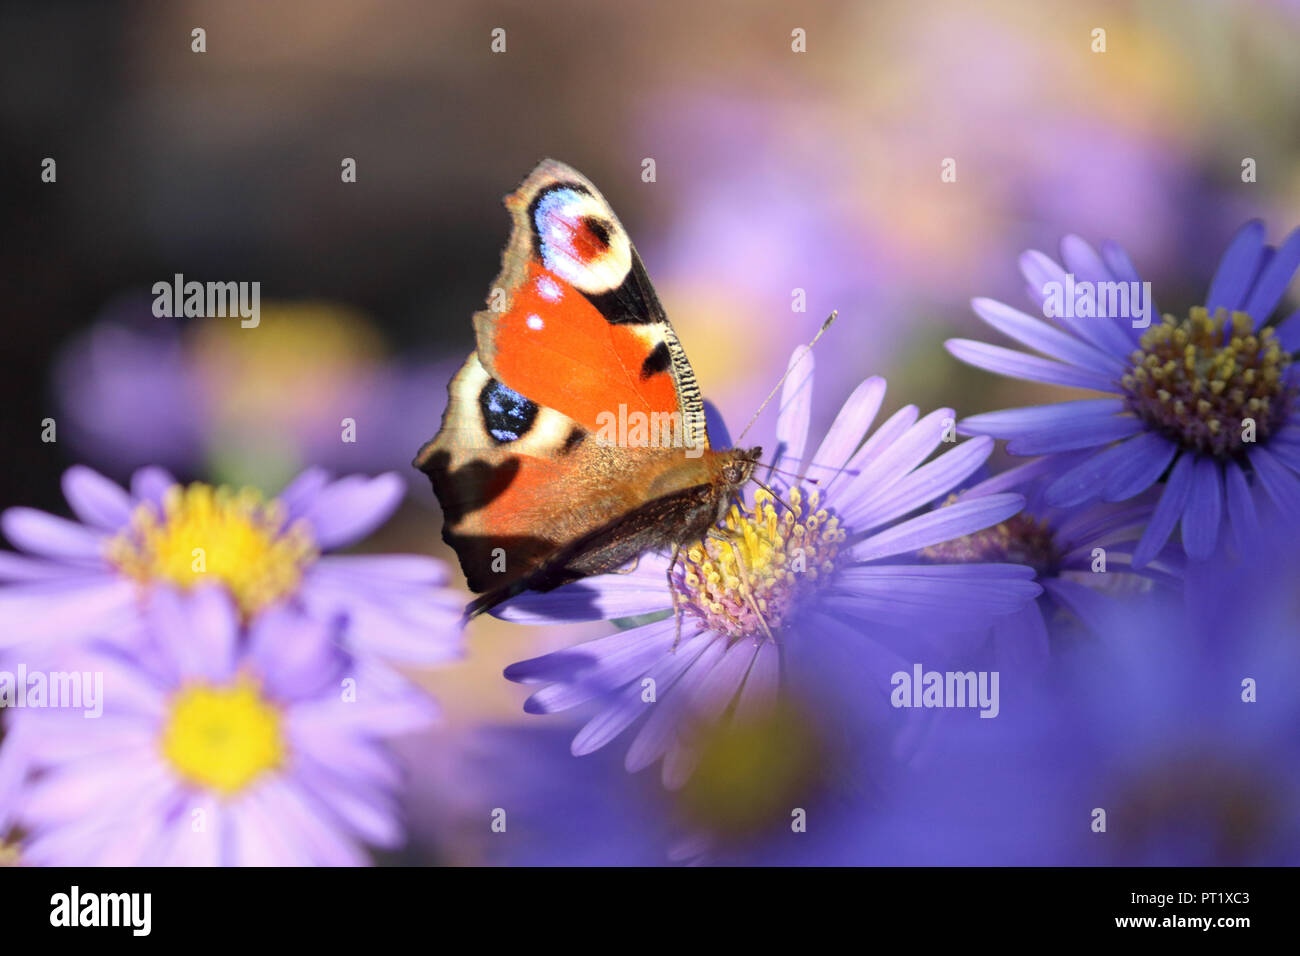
top-left (106, 483), bottom-right (317, 616)
top-left (160, 676), bottom-right (285, 795)
top-left (1121, 307), bottom-right (1293, 459)
top-left (670, 487), bottom-right (845, 642)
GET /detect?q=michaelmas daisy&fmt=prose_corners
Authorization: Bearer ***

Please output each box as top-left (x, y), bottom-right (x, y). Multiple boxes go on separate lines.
top-left (499, 349), bottom-right (1041, 787)
top-left (0, 465), bottom-right (463, 664)
top-left (4, 587), bottom-right (436, 866)
top-left (947, 221), bottom-right (1300, 565)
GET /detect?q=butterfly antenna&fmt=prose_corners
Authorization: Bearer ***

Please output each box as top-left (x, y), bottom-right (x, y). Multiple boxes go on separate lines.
top-left (751, 476), bottom-right (797, 515)
top-left (735, 311), bottom-right (838, 444)
top-left (764, 464), bottom-right (820, 484)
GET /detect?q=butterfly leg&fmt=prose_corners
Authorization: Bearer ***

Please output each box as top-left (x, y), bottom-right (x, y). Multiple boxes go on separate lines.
top-left (705, 528), bottom-right (776, 647)
top-left (611, 554), bottom-right (640, 575)
top-left (667, 543), bottom-right (684, 652)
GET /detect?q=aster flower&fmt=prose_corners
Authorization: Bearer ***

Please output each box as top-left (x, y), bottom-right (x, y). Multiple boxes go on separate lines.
top-left (0, 464), bottom-right (463, 664)
top-left (919, 454), bottom-right (1180, 669)
top-left (5, 587), bottom-right (436, 865)
top-left (501, 349), bottom-right (1041, 788)
top-left (847, 594), bottom-right (1300, 866)
top-left (947, 221), bottom-right (1300, 565)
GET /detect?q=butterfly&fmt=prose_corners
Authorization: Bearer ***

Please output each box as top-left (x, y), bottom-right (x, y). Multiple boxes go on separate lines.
top-left (414, 159), bottom-right (763, 619)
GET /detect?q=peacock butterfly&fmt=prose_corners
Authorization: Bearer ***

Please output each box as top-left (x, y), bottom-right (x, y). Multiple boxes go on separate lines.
top-left (414, 159), bottom-right (763, 619)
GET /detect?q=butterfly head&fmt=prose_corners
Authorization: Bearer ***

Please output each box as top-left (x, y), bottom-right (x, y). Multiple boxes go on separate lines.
top-left (720, 447), bottom-right (762, 491)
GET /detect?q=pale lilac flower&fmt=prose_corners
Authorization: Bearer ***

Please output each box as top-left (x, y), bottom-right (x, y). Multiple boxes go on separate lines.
top-left (0, 465), bottom-right (463, 664)
top-left (500, 350), bottom-right (1041, 787)
top-left (6, 587), bottom-right (435, 866)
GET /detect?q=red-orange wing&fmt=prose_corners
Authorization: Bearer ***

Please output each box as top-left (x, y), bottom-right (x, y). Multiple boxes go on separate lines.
top-left (473, 159), bottom-right (709, 452)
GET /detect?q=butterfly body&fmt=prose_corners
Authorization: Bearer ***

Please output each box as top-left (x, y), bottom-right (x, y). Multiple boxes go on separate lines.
top-left (415, 159), bottom-right (759, 618)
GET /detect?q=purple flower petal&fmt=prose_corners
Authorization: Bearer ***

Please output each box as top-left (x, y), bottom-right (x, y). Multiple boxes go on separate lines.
top-left (1101, 432), bottom-right (1179, 502)
top-left (311, 553), bottom-right (449, 586)
top-left (991, 601), bottom-right (1049, 672)
top-left (278, 467), bottom-right (332, 516)
top-left (1223, 459), bottom-right (1262, 555)
top-left (509, 616), bottom-right (689, 712)
top-left (804, 376), bottom-right (886, 488)
top-left (773, 346), bottom-right (815, 474)
top-left (1205, 219), bottom-right (1266, 314)
top-left (571, 630), bottom-right (714, 757)
top-left (834, 564), bottom-right (1040, 622)
top-left (1180, 457), bottom-right (1223, 560)
top-left (1132, 452), bottom-right (1194, 567)
top-left (1042, 578), bottom-right (1120, 640)
top-left (945, 339), bottom-right (1118, 392)
top-left (129, 466), bottom-right (177, 505)
top-left (1, 508), bottom-right (107, 561)
top-left (684, 637), bottom-right (761, 730)
top-left (0, 577), bottom-right (138, 650)
top-left (0, 551), bottom-right (81, 582)
top-left (970, 297), bottom-right (1125, 377)
top-left (149, 586), bottom-right (238, 681)
top-left (1275, 308), bottom-right (1300, 352)
top-left (60, 466), bottom-right (134, 531)
top-left (733, 639), bottom-right (779, 723)
top-left (1099, 239), bottom-right (1142, 284)
top-left (493, 553), bottom-right (674, 623)
top-left (624, 636), bottom-right (726, 773)
top-left (1017, 249), bottom-right (1134, 359)
top-left (839, 407), bottom-right (954, 506)
top-left (1006, 413), bottom-right (1141, 456)
top-left (1047, 433), bottom-right (1174, 508)
top-left (294, 473), bottom-right (405, 548)
top-left (1243, 226), bottom-right (1300, 321)
top-left (844, 436), bottom-right (993, 531)
top-left (1247, 446), bottom-right (1300, 524)
top-left (851, 492), bottom-right (1025, 562)
top-left (963, 398), bottom-right (1127, 440)
top-left (1057, 236), bottom-right (1147, 358)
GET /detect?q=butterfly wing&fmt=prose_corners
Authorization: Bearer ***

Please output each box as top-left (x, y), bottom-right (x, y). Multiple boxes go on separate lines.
top-left (473, 159), bottom-right (709, 451)
top-left (416, 161), bottom-right (727, 598)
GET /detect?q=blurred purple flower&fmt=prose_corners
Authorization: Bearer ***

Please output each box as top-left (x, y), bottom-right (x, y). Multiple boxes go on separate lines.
top-left (500, 349), bottom-right (1040, 787)
top-left (791, 586), bottom-right (1300, 866)
top-left (53, 297), bottom-right (453, 492)
top-left (6, 587), bottom-right (436, 866)
top-left (0, 464), bottom-right (463, 664)
top-left (949, 221), bottom-right (1300, 566)
top-left (921, 454), bottom-right (1179, 669)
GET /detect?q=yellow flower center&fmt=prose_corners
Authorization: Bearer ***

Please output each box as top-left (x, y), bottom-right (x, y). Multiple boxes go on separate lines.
top-left (106, 483), bottom-right (317, 616)
top-left (160, 677), bottom-right (286, 795)
top-left (672, 487), bottom-right (844, 641)
top-left (1121, 307), bottom-right (1293, 458)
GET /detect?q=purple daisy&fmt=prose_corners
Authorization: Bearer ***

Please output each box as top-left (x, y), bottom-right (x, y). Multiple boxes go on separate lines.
top-left (947, 221), bottom-right (1300, 565)
top-left (0, 465), bottom-right (463, 664)
top-left (500, 349), bottom-right (1041, 788)
top-left (4, 587), bottom-right (436, 865)
top-left (920, 454), bottom-right (1181, 670)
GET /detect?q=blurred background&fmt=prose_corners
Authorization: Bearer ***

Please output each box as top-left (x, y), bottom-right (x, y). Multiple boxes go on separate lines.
top-left (2, 0), bottom-right (1298, 863)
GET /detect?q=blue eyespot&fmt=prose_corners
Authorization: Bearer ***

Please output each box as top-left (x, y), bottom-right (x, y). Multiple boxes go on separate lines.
top-left (479, 379), bottom-right (538, 444)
